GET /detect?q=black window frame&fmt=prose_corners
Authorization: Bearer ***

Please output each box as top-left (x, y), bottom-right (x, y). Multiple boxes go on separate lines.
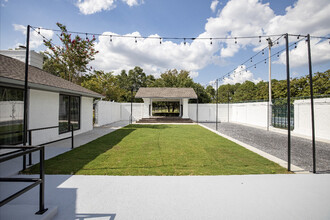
top-left (59, 94), bottom-right (81, 134)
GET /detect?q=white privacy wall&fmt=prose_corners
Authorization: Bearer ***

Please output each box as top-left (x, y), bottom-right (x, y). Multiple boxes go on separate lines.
top-left (293, 98), bottom-right (330, 141)
top-left (188, 102), bottom-right (268, 128)
top-left (94, 101), bottom-right (144, 126)
top-left (28, 89), bottom-right (94, 145)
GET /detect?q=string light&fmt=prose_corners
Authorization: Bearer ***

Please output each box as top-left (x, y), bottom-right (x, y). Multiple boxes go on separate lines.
top-left (294, 42), bottom-right (297, 48)
top-left (264, 59), bottom-right (267, 64)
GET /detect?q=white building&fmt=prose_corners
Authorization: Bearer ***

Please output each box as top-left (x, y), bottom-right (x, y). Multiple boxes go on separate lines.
top-left (0, 54), bottom-right (103, 146)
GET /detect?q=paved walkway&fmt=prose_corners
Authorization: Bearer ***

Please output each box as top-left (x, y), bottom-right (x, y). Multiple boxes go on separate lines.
top-left (1, 174), bottom-right (330, 220)
top-left (202, 122), bottom-right (330, 173)
top-left (0, 121), bottom-right (129, 177)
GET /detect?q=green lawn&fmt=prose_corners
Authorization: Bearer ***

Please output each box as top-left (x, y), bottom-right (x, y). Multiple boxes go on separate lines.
top-left (24, 124), bottom-right (290, 175)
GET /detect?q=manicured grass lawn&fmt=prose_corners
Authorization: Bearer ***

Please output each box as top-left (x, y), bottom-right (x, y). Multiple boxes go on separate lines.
top-left (24, 124), bottom-right (290, 175)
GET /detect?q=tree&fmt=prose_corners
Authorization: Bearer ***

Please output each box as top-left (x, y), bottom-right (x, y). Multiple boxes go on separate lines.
top-left (81, 70), bottom-right (125, 101)
top-left (43, 22), bottom-right (98, 83)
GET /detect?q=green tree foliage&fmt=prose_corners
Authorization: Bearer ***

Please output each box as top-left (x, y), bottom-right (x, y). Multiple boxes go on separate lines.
top-left (43, 22), bottom-right (98, 83)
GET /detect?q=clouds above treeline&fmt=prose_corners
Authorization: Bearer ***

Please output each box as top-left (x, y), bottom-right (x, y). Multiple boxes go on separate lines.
top-left (13, 0), bottom-right (330, 80)
top-left (76, 0), bottom-right (143, 15)
top-left (90, 0), bottom-right (330, 77)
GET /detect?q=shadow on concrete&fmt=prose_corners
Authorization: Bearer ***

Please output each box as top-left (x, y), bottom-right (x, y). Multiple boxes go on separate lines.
top-left (76, 213), bottom-right (116, 220)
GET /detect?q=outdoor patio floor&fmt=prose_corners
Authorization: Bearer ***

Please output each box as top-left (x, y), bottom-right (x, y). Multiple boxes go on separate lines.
top-left (1, 174), bottom-right (330, 220)
top-left (201, 122), bottom-right (330, 173)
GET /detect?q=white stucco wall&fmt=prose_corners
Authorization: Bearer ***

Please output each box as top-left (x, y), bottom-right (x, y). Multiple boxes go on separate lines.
top-left (293, 98), bottom-right (330, 141)
top-left (94, 101), bottom-right (121, 126)
top-left (28, 89), bottom-right (94, 145)
top-left (120, 103), bottom-right (144, 121)
top-left (230, 102), bottom-right (268, 128)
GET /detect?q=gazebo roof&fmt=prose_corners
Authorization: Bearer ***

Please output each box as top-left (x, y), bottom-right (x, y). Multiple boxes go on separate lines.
top-left (135, 87), bottom-right (197, 99)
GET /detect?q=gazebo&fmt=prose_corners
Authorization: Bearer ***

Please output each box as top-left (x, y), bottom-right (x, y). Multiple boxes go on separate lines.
top-left (135, 87), bottom-right (197, 119)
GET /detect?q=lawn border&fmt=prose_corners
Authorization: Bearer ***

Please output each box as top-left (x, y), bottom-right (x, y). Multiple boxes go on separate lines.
top-left (198, 124), bottom-right (309, 174)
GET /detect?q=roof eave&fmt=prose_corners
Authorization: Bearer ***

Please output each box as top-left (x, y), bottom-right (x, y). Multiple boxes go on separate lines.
top-left (0, 76), bottom-right (105, 98)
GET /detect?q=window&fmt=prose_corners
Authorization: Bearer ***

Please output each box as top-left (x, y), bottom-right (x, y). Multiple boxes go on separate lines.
top-left (59, 94), bottom-right (80, 133)
top-left (0, 86), bottom-right (24, 144)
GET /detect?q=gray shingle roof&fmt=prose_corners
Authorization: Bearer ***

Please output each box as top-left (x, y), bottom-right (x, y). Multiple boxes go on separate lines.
top-left (135, 87), bottom-right (197, 99)
top-left (0, 54), bottom-right (103, 98)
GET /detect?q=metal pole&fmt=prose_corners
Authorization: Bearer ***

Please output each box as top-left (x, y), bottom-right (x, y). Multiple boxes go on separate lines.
top-left (216, 79), bottom-right (218, 130)
top-left (22, 25), bottom-right (30, 171)
top-left (196, 88), bottom-right (199, 123)
top-left (285, 33), bottom-right (291, 171)
top-left (35, 146), bottom-right (48, 215)
top-left (307, 34), bottom-right (316, 173)
top-left (28, 130), bottom-right (32, 165)
top-left (227, 91), bottom-right (229, 122)
top-left (267, 38), bottom-right (273, 131)
top-left (71, 125), bottom-right (74, 149)
top-left (130, 88), bottom-right (133, 124)
top-left (23, 25), bottom-right (30, 145)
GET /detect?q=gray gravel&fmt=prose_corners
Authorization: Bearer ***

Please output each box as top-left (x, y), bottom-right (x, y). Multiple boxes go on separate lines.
top-left (201, 122), bottom-right (330, 173)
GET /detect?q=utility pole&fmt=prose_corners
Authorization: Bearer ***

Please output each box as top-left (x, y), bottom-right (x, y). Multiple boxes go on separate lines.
top-left (267, 38), bottom-right (273, 131)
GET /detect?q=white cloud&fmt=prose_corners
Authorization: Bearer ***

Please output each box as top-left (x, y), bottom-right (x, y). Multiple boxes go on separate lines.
top-left (223, 65), bottom-right (261, 85)
top-left (189, 71), bottom-right (199, 78)
top-left (13, 24), bottom-right (54, 49)
top-left (91, 32), bottom-right (218, 76)
top-left (122, 0), bottom-right (142, 7)
top-left (76, 0), bottom-right (142, 14)
top-left (74, 0), bottom-right (330, 78)
top-left (274, 38), bottom-right (330, 67)
top-left (76, 0), bottom-right (116, 15)
top-left (210, 0), bottom-right (219, 13)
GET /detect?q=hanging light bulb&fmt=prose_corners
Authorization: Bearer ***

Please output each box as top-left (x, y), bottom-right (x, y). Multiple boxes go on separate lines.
top-left (277, 41), bottom-right (279, 45)
top-left (262, 49), bottom-right (264, 55)
top-left (184, 38), bottom-right (186, 45)
top-left (250, 58), bottom-right (253, 62)
top-left (235, 37), bottom-right (237, 44)
top-left (254, 64), bottom-right (256, 68)
top-left (294, 42), bottom-right (297, 48)
top-left (210, 38), bottom-right (212, 45)
top-left (160, 37), bottom-right (162, 44)
top-left (264, 59), bottom-right (267, 64)
top-left (297, 35), bottom-right (300, 39)
top-left (38, 27), bottom-right (40, 35)
top-left (110, 35), bottom-right (112, 42)
top-left (86, 33), bottom-right (88, 40)
top-left (135, 37), bottom-right (137, 43)
top-left (259, 36), bottom-right (261, 43)
top-left (277, 53), bottom-right (279, 58)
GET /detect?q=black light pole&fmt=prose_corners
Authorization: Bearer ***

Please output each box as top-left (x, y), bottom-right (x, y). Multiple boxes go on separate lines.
top-left (22, 25), bottom-right (30, 171)
top-left (285, 33), bottom-right (291, 171)
top-left (216, 79), bottom-right (218, 130)
top-left (23, 25), bottom-right (30, 145)
top-left (196, 88), bottom-right (199, 123)
top-left (130, 87), bottom-right (133, 124)
top-left (307, 34), bottom-right (316, 173)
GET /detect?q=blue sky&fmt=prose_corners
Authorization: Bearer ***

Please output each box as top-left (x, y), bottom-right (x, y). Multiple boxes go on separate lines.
top-left (1, 0), bottom-right (330, 86)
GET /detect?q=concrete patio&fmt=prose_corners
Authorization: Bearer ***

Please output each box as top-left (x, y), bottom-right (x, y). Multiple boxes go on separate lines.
top-left (1, 174), bottom-right (330, 220)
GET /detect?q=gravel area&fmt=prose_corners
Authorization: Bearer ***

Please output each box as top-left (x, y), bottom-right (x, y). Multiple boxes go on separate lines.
top-left (201, 122), bottom-right (330, 173)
